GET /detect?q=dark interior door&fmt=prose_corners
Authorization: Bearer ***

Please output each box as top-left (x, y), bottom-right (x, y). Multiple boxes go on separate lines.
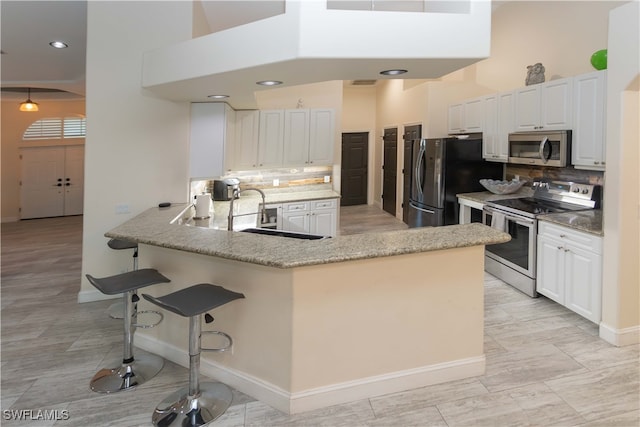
top-left (340, 132), bottom-right (368, 206)
top-left (382, 128), bottom-right (397, 216)
top-left (403, 125), bottom-right (421, 224)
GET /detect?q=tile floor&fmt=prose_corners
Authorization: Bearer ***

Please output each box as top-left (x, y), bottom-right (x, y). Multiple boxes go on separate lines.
top-left (1, 208), bottom-right (638, 426)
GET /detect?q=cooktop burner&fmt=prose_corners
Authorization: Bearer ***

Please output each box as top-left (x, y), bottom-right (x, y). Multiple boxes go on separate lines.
top-left (485, 180), bottom-right (601, 219)
top-left (488, 197), bottom-right (592, 217)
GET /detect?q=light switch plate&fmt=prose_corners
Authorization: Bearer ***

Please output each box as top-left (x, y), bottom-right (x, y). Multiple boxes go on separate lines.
top-left (323, 175), bottom-right (331, 183)
top-left (273, 179), bottom-right (280, 187)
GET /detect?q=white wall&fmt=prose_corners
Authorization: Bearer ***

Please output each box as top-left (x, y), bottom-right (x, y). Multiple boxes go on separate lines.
top-left (601, 0), bottom-right (639, 344)
top-left (79, 1), bottom-right (193, 301)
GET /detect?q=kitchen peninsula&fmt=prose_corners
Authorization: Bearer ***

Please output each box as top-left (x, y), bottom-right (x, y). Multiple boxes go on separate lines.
top-left (105, 202), bottom-right (509, 414)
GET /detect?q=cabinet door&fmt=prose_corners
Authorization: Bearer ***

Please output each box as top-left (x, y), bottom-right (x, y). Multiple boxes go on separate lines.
top-left (282, 211), bottom-right (310, 233)
top-left (564, 245), bottom-right (602, 323)
top-left (309, 109), bottom-right (335, 165)
top-left (497, 91), bottom-right (514, 161)
top-left (536, 234), bottom-right (565, 303)
top-left (514, 86), bottom-right (541, 132)
top-left (283, 109), bottom-right (310, 166)
top-left (572, 71), bottom-right (606, 169)
top-left (258, 110), bottom-right (285, 168)
top-left (310, 199), bottom-right (338, 237)
top-left (541, 77), bottom-right (572, 130)
top-left (463, 97), bottom-right (484, 132)
top-left (189, 103), bottom-right (229, 179)
top-left (482, 94), bottom-right (499, 160)
top-left (447, 103), bottom-right (464, 134)
top-left (233, 110), bottom-right (260, 170)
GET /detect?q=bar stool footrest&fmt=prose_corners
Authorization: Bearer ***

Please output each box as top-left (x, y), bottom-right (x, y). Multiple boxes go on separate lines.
top-left (201, 330), bottom-right (233, 352)
top-left (133, 310), bottom-right (164, 329)
top-left (151, 382), bottom-right (232, 427)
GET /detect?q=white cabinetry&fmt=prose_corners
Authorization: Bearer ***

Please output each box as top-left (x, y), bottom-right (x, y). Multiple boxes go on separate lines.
top-left (258, 110), bottom-right (286, 168)
top-left (514, 77), bottom-right (572, 132)
top-left (259, 109), bottom-right (335, 168)
top-left (572, 70), bottom-right (607, 170)
top-left (448, 97), bottom-right (483, 134)
top-left (189, 103), bottom-right (235, 179)
top-left (281, 198), bottom-right (338, 237)
top-left (537, 222), bottom-right (602, 323)
top-left (483, 91), bottom-right (513, 162)
top-left (232, 110), bottom-right (260, 170)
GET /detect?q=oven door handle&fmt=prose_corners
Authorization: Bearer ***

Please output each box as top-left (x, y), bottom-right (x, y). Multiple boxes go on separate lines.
top-left (483, 206), bottom-right (535, 226)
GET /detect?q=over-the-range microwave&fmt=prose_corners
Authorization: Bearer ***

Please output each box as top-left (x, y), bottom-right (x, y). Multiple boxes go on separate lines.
top-left (508, 130), bottom-right (571, 167)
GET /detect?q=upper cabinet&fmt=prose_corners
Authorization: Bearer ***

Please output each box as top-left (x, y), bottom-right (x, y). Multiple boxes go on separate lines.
top-left (260, 108), bottom-right (336, 168)
top-left (514, 77), bottom-right (573, 132)
top-left (572, 71), bottom-right (607, 170)
top-left (232, 110), bottom-right (260, 170)
top-left (448, 97), bottom-right (483, 134)
top-left (189, 103), bottom-right (235, 179)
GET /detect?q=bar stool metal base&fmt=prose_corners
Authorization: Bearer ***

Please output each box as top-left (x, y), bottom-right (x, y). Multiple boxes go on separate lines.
top-left (90, 353), bottom-right (164, 393)
top-left (151, 382), bottom-right (232, 427)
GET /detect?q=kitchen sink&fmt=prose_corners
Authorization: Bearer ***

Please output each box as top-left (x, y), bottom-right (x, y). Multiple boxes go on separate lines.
top-left (239, 228), bottom-right (329, 240)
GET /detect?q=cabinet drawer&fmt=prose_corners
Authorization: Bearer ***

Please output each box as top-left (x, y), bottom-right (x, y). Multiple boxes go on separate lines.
top-left (538, 221), bottom-right (602, 254)
top-left (311, 199), bottom-right (337, 210)
top-left (283, 202), bottom-right (309, 212)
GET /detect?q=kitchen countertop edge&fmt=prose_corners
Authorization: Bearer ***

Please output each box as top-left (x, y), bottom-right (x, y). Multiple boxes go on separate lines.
top-left (106, 203), bottom-right (511, 268)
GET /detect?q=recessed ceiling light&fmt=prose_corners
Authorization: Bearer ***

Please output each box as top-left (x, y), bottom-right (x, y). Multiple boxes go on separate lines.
top-left (380, 69), bottom-right (408, 76)
top-left (256, 80), bottom-right (282, 86)
top-left (207, 94), bottom-right (229, 99)
top-left (49, 41), bottom-right (68, 49)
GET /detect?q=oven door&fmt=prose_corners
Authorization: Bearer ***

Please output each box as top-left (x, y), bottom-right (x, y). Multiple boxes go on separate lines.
top-left (483, 206), bottom-right (537, 278)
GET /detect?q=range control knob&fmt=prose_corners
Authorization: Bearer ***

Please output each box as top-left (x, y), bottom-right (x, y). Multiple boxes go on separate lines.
top-left (572, 187), bottom-right (581, 193)
top-left (582, 188), bottom-right (590, 194)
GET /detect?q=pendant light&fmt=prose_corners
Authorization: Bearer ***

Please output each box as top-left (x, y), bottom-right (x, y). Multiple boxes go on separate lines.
top-left (19, 88), bottom-right (39, 112)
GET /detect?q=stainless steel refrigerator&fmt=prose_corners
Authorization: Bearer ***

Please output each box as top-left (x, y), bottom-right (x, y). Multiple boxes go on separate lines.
top-left (407, 135), bottom-right (503, 228)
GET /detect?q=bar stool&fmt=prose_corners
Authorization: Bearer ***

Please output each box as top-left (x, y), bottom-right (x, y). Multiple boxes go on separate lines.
top-left (106, 238), bottom-right (139, 320)
top-left (86, 268), bottom-right (170, 393)
top-left (142, 283), bottom-right (245, 427)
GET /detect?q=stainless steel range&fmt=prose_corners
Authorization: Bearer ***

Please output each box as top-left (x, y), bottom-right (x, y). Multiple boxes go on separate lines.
top-left (483, 181), bottom-right (601, 297)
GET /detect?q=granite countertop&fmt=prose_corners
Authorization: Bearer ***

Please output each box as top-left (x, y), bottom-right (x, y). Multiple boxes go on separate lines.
top-left (105, 203), bottom-right (511, 269)
top-left (538, 210), bottom-right (603, 236)
top-left (457, 189), bottom-right (603, 236)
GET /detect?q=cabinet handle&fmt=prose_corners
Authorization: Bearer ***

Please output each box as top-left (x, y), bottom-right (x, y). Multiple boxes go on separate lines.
top-left (564, 249), bottom-right (570, 253)
top-left (557, 246), bottom-right (563, 250)
top-left (594, 161), bottom-right (600, 165)
top-left (559, 234), bottom-right (567, 238)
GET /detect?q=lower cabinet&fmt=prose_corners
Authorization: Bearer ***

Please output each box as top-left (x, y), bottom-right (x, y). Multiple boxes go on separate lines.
top-left (281, 199), bottom-right (338, 237)
top-left (536, 221), bottom-right (602, 323)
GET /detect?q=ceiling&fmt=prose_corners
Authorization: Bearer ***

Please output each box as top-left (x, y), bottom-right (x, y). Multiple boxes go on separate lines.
top-left (0, 1), bottom-right (87, 100)
top-left (0, 1), bottom-right (506, 104)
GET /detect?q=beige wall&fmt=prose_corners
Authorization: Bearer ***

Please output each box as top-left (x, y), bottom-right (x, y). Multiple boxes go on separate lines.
top-left (79, 1), bottom-right (193, 299)
top-left (1, 99), bottom-right (86, 221)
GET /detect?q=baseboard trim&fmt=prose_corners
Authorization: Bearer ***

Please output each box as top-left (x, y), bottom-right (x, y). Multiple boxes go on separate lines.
top-left (77, 289), bottom-right (119, 303)
top-left (135, 333), bottom-right (485, 414)
top-left (1, 217), bottom-right (19, 223)
top-left (599, 322), bottom-right (640, 346)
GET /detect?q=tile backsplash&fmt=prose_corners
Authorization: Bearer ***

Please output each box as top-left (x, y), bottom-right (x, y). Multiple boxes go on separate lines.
top-left (505, 165), bottom-right (604, 186)
top-left (190, 165), bottom-right (333, 199)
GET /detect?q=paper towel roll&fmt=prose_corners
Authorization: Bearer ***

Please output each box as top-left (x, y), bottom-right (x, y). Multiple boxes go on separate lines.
top-left (195, 193), bottom-right (212, 218)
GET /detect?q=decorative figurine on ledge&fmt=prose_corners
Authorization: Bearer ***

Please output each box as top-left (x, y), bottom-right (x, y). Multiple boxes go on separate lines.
top-left (525, 62), bottom-right (546, 86)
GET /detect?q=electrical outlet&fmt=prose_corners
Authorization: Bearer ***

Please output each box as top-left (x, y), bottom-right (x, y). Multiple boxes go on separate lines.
top-left (115, 204), bottom-right (130, 214)
top-left (323, 175), bottom-right (331, 183)
top-left (273, 179), bottom-right (280, 187)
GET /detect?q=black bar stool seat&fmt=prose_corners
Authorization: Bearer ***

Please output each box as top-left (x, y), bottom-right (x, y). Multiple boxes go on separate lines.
top-left (142, 284), bottom-right (244, 427)
top-left (107, 238), bottom-right (138, 251)
top-left (105, 238), bottom-right (139, 320)
top-left (87, 269), bottom-right (171, 295)
top-left (87, 268), bottom-right (170, 393)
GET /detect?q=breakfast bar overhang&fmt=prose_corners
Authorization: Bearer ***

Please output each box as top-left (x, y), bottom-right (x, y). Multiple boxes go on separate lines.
top-left (105, 204), bottom-right (510, 414)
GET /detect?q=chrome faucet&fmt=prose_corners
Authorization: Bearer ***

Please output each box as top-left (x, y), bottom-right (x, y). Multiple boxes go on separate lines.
top-left (227, 187), bottom-right (267, 231)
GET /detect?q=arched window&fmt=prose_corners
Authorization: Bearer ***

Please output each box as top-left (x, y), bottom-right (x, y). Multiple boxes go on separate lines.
top-left (23, 116), bottom-right (86, 140)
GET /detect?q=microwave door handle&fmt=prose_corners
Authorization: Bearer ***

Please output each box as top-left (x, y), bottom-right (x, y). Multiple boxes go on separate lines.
top-left (539, 137), bottom-right (549, 164)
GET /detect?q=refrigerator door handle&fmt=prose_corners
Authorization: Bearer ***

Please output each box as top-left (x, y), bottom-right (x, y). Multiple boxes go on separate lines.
top-left (414, 141), bottom-right (425, 196)
top-left (409, 202), bottom-right (435, 214)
